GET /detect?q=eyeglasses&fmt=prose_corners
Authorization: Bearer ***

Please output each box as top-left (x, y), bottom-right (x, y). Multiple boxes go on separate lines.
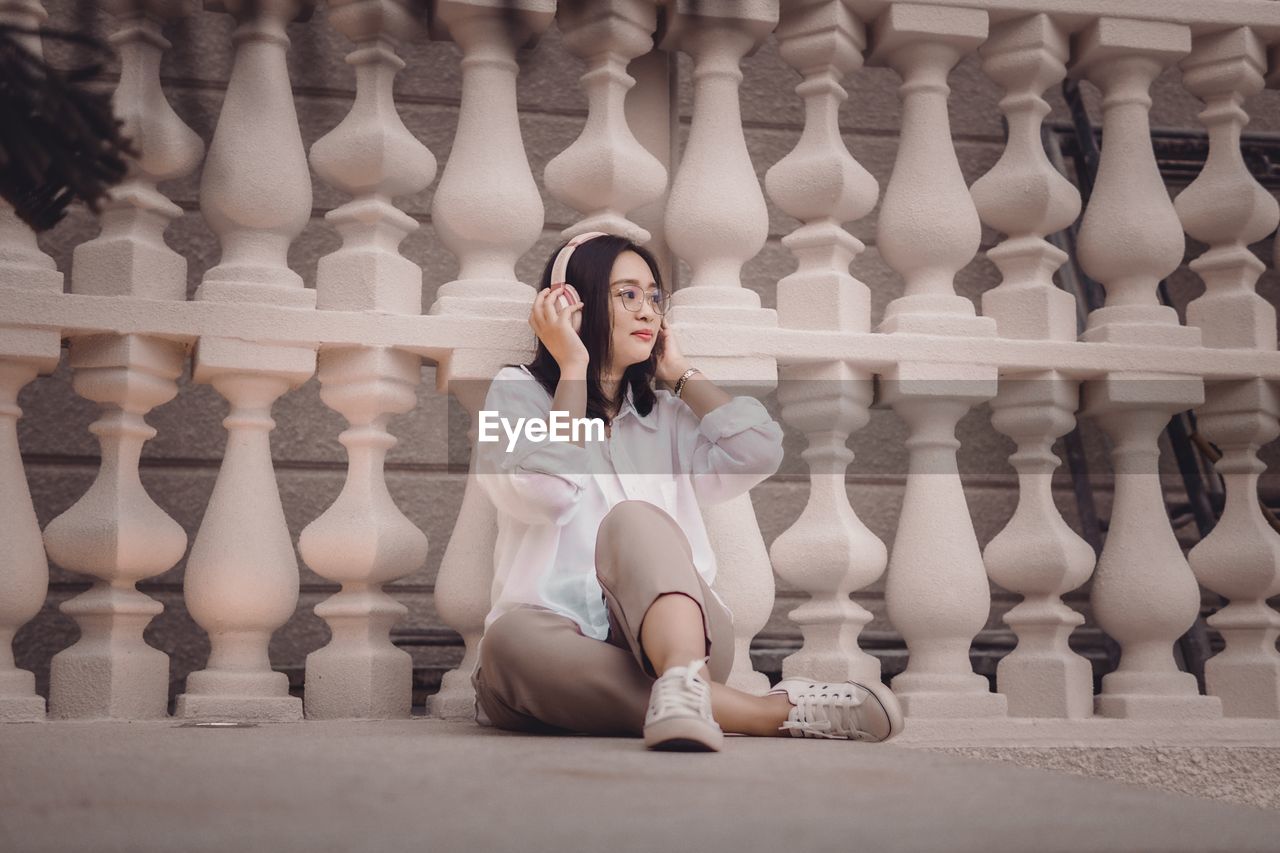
top-left (614, 287), bottom-right (669, 316)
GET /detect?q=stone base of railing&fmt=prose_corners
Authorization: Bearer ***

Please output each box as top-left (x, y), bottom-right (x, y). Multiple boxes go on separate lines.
top-left (0, 695), bottom-right (46, 723)
top-left (173, 695), bottom-right (303, 723)
top-left (1095, 693), bottom-right (1223, 721)
top-left (895, 717), bottom-right (1280, 748)
top-left (428, 668), bottom-right (480, 721)
top-left (896, 690), bottom-right (1009, 719)
top-left (899, 719), bottom-right (1280, 812)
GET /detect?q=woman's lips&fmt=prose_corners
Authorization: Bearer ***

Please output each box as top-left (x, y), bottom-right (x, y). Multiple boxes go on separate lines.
top-left (632, 331), bottom-right (653, 341)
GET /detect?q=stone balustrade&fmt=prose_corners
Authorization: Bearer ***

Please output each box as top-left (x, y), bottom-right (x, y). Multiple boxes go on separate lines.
top-left (3, 0), bottom-right (1280, 746)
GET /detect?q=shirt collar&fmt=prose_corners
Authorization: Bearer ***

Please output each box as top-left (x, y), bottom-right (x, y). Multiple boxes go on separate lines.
top-left (613, 383), bottom-right (660, 431)
top-left (520, 365), bottom-right (659, 432)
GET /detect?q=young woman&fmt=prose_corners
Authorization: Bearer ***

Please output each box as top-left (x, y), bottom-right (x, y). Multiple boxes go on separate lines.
top-left (469, 232), bottom-right (903, 750)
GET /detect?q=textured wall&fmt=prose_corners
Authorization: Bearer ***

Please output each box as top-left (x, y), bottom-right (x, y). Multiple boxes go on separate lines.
top-left (16, 1), bottom-right (1280, 706)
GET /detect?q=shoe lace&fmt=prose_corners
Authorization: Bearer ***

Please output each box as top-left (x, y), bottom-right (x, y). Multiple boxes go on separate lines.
top-left (650, 658), bottom-right (711, 718)
top-left (779, 685), bottom-right (869, 740)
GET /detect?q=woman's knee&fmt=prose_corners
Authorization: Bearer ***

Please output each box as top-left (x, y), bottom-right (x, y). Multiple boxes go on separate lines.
top-left (595, 500), bottom-right (689, 582)
top-left (480, 608), bottom-right (545, 674)
top-left (597, 500), bottom-right (662, 544)
top-left (477, 610), bottom-right (568, 730)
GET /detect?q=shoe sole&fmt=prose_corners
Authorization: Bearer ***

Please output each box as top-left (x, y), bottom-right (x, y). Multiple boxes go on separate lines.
top-left (643, 717), bottom-right (723, 752)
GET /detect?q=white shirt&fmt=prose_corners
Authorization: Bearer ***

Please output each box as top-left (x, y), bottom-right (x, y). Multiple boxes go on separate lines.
top-left (475, 364), bottom-right (786, 643)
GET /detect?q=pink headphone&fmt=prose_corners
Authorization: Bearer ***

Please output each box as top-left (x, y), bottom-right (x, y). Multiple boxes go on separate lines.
top-left (549, 231), bottom-right (609, 330)
top-left (550, 231), bottom-right (609, 306)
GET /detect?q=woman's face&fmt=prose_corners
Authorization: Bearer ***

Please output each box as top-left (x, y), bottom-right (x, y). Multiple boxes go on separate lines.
top-left (605, 250), bottom-right (661, 374)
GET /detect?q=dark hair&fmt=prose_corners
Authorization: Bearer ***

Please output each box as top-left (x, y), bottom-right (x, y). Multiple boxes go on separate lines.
top-left (522, 235), bottom-right (664, 425)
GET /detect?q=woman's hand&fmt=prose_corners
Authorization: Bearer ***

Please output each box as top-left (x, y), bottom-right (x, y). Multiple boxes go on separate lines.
top-left (654, 318), bottom-right (692, 387)
top-left (530, 284), bottom-right (588, 370)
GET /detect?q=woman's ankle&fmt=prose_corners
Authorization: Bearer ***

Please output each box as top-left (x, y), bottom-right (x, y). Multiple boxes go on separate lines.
top-left (762, 693), bottom-right (793, 737)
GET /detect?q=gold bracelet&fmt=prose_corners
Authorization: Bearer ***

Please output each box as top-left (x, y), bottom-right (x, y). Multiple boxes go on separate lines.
top-left (673, 367), bottom-right (700, 399)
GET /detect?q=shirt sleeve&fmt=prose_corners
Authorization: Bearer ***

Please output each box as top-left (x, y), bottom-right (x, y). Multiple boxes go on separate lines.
top-left (673, 392), bottom-right (785, 506)
top-left (474, 368), bottom-right (589, 527)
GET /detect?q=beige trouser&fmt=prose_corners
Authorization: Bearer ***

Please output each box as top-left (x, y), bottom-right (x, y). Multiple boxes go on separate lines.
top-left (471, 500), bottom-right (735, 736)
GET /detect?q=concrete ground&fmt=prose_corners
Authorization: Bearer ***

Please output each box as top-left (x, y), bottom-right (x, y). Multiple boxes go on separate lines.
top-left (3, 719), bottom-right (1280, 853)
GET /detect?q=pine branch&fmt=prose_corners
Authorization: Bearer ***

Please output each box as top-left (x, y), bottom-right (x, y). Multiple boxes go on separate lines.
top-left (0, 23), bottom-right (135, 232)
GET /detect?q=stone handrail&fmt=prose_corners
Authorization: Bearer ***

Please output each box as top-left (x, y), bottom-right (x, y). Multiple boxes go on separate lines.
top-left (2, 0), bottom-right (1279, 736)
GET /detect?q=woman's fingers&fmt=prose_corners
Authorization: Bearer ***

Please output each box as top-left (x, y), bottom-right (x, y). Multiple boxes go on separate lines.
top-left (531, 287), bottom-right (557, 335)
top-left (530, 286), bottom-right (582, 343)
top-left (537, 287), bottom-right (559, 327)
top-left (553, 301), bottom-right (582, 330)
top-left (550, 287), bottom-right (577, 315)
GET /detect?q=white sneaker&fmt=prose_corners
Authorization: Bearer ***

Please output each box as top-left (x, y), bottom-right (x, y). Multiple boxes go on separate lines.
top-left (767, 677), bottom-right (904, 742)
top-left (643, 658), bottom-right (723, 752)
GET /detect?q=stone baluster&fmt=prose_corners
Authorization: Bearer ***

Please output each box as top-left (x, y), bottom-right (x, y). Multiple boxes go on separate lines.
top-left (764, 0), bottom-right (885, 684)
top-left (1071, 18), bottom-right (1220, 720)
top-left (1188, 384), bottom-right (1280, 718)
top-left (426, 0), bottom-right (553, 719)
top-left (429, 0), bottom-right (553, 316)
top-left (659, 1), bottom-right (777, 341)
top-left (869, 3), bottom-right (1006, 717)
top-left (176, 0), bottom-right (317, 722)
top-left (298, 350), bottom-right (425, 720)
top-left (624, 50), bottom-right (678, 280)
top-left (657, 0), bottom-right (780, 694)
top-left (0, 0), bottom-right (64, 722)
top-left (983, 385), bottom-right (1095, 718)
top-left (300, 0), bottom-right (435, 719)
top-left (0, 361), bottom-right (57, 723)
top-left (970, 14), bottom-right (1094, 718)
top-left (431, 384), bottom-right (502, 720)
top-left (544, 0), bottom-right (666, 242)
top-left (1073, 20), bottom-right (1199, 349)
top-left (971, 14), bottom-right (1080, 343)
top-left (1175, 28), bottom-right (1280, 718)
top-left (38, 0), bottom-right (203, 720)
